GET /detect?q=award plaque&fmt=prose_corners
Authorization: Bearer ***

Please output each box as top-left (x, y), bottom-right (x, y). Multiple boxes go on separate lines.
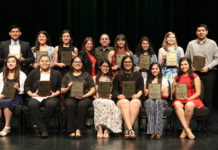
top-left (139, 55), bottom-right (151, 70)
top-left (61, 51), bottom-right (72, 66)
top-left (37, 81), bottom-right (51, 96)
top-left (1, 82), bottom-right (16, 99)
top-left (36, 51), bottom-right (48, 64)
top-left (122, 81), bottom-right (136, 99)
top-left (148, 83), bottom-right (161, 99)
top-left (116, 54), bottom-right (126, 67)
top-left (193, 56), bottom-right (205, 71)
top-left (9, 45), bottom-right (21, 59)
top-left (175, 83), bottom-right (188, 99)
top-left (98, 81), bottom-right (111, 98)
top-left (166, 52), bottom-right (177, 66)
top-left (70, 81), bottom-right (84, 97)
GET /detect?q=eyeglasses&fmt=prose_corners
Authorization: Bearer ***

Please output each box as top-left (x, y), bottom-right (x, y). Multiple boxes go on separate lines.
top-left (124, 61), bottom-right (132, 64)
top-left (101, 65), bottom-right (109, 68)
top-left (73, 61), bottom-right (82, 64)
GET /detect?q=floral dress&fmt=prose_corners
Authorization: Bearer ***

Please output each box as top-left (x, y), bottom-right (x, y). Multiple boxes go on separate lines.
top-left (93, 77), bottom-right (122, 133)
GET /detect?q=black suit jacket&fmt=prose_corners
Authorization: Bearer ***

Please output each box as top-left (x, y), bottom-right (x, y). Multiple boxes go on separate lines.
top-left (0, 40), bottom-right (34, 74)
top-left (24, 68), bottom-right (62, 94)
top-left (79, 51), bottom-right (98, 75)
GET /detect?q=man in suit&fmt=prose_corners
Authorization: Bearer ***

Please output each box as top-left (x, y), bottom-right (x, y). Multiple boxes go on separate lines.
top-left (0, 25), bottom-right (34, 74)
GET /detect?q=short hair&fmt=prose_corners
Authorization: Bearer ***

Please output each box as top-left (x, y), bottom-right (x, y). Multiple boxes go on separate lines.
top-left (9, 25), bottom-right (21, 32)
top-left (196, 24), bottom-right (208, 31)
top-left (39, 54), bottom-right (50, 61)
top-left (100, 33), bottom-right (110, 39)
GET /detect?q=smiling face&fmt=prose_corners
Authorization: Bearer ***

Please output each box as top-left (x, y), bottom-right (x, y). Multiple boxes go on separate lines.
top-left (196, 27), bottom-right (208, 40)
top-left (141, 40), bottom-right (150, 51)
top-left (180, 60), bottom-right (190, 74)
top-left (117, 39), bottom-right (125, 49)
top-left (62, 32), bottom-right (71, 44)
top-left (151, 64), bottom-right (160, 77)
top-left (100, 62), bottom-right (109, 75)
top-left (166, 33), bottom-right (176, 45)
top-left (100, 34), bottom-right (110, 47)
top-left (9, 28), bottom-right (21, 41)
top-left (72, 57), bottom-right (83, 71)
top-left (85, 40), bottom-right (94, 52)
top-left (123, 57), bottom-right (133, 71)
top-left (39, 56), bottom-right (50, 71)
top-left (38, 33), bottom-right (47, 45)
top-left (7, 57), bottom-right (17, 70)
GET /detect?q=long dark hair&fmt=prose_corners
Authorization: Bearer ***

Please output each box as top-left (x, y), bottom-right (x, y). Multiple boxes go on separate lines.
top-left (114, 34), bottom-right (131, 54)
top-left (3, 56), bottom-right (20, 82)
top-left (96, 60), bottom-right (113, 84)
top-left (59, 30), bottom-right (73, 46)
top-left (146, 62), bottom-right (162, 87)
top-left (136, 36), bottom-right (155, 57)
top-left (176, 57), bottom-right (194, 88)
top-left (118, 55), bottom-right (134, 81)
top-left (69, 56), bottom-right (85, 74)
top-left (33, 30), bottom-right (52, 52)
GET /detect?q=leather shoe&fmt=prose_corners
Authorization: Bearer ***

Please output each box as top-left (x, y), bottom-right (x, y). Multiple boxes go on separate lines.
top-left (41, 131), bottom-right (48, 138)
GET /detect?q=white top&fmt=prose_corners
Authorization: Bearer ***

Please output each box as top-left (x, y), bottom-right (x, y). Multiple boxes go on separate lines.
top-left (144, 77), bottom-right (169, 89)
top-left (0, 71), bottom-right (26, 94)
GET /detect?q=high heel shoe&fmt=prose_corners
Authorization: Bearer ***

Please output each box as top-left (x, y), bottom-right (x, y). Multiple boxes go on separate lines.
top-left (0, 127), bottom-right (11, 137)
top-left (185, 128), bottom-right (195, 140)
top-left (180, 129), bottom-right (187, 138)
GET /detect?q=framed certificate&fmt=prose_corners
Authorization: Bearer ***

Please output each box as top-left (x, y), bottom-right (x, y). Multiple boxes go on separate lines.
top-left (36, 51), bottom-right (48, 64)
top-left (148, 83), bottom-right (161, 99)
top-left (116, 54), bottom-right (126, 67)
top-left (139, 55), bottom-right (151, 70)
top-left (70, 81), bottom-right (84, 98)
top-left (122, 81), bottom-right (136, 99)
top-left (1, 82), bottom-right (16, 99)
top-left (175, 83), bottom-right (188, 99)
top-left (166, 52), bottom-right (177, 66)
top-left (9, 45), bottom-right (21, 59)
top-left (37, 81), bottom-right (51, 96)
top-left (98, 81), bottom-right (111, 98)
top-left (193, 56), bottom-right (205, 71)
top-left (61, 51), bottom-right (72, 66)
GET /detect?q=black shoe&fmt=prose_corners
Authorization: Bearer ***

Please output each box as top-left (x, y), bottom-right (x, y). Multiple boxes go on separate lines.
top-left (33, 127), bottom-right (41, 137)
top-left (69, 133), bottom-right (76, 139)
top-left (41, 131), bottom-right (48, 138)
top-left (75, 135), bottom-right (81, 139)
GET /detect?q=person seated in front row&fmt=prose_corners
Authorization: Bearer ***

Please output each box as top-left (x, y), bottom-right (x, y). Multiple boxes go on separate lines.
top-left (93, 60), bottom-right (122, 139)
top-left (24, 55), bottom-right (62, 138)
top-left (112, 55), bottom-right (144, 139)
top-left (172, 57), bottom-right (204, 139)
top-left (144, 62), bottom-right (169, 139)
top-left (61, 56), bottom-right (95, 139)
top-left (0, 56), bottom-right (26, 136)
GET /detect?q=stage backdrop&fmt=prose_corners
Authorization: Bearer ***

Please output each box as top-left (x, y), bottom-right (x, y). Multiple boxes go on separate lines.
top-left (1, 0), bottom-right (218, 109)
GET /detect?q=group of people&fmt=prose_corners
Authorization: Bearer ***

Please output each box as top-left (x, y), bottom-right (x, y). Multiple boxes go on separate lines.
top-left (0, 24), bottom-right (217, 140)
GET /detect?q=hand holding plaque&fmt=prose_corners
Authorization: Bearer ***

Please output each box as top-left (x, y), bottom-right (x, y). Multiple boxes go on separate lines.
top-left (148, 83), bottom-right (161, 99)
top-left (122, 81), bottom-right (136, 99)
top-left (175, 83), bottom-right (188, 99)
top-left (1, 82), bottom-right (16, 99)
top-left (70, 81), bottom-right (84, 98)
top-left (9, 45), bottom-right (21, 59)
top-left (98, 82), bottom-right (111, 98)
top-left (166, 52), bottom-right (177, 66)
top-left (193, 56), bottom-right (205, 71)
top-left (36, 51), bottom-right (48, 64)
top-left (139, 55), bottom-right (151, 70)
top-left (37, 81), bottom-right (51, 96)
top-left (61, 51), bottom-right (72, 66)
top-left (116, 54), bottom-right (126, 67)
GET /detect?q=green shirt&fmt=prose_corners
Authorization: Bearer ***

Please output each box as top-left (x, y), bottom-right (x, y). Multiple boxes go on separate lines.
top-left (94, 46), bottom-right (113, 65)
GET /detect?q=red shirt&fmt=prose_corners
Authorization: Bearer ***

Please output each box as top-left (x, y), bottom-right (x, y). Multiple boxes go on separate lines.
top-left (87, 52), bottom-right (96, 77)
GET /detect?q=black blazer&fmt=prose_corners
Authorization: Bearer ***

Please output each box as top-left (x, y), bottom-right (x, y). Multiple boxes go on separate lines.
top-left (24, 68), bottom-right (62, 94)
top-left (79, 51), bottom-right (97, 75)
top-left (0, 40), bottom-right (34, 74)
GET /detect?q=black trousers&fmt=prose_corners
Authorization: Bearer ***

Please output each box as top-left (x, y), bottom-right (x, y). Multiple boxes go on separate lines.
top-left (27, 97), bottom-right (59, 132)
top-left (197, 70), bottom-right (216, 111)
top-left (64, 97), bottom-right (92, 133)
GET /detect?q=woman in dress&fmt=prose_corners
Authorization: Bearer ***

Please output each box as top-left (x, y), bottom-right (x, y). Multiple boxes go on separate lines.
top-left (54, 30), bottom-right (78, 75)
top-left (0, 56), bottom-right (26, 136)
top-left (61, 56), bottom-right (95, 139)
top-left (108, 34), bottom-right (133, 77)
top-left (144, 62), bottom-right (169, 139)
top-left (112, 55), bottom-right (144, 139)
top-left (134, 36), bottom-right (157, 80)
top-left (158, 32), bottom-right (184, 84)
top-left (172, 57), bottom-right (204, 139)
top-left (93, 60), bottom-right (122, 139)
top-left (31, 30), bottom-right (54, 69)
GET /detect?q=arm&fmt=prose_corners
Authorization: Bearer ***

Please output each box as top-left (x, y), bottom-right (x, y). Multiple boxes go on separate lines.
top-left (207, 46), bottom-right (218, 69)
top-left (107, 50), bottom-right (114, 63)
top-left (161, 86), bottom-right (169, 99)
top-left (187, 76), bottom-right (201, 100)
top-left (23, 43), bottom-right (34, 66)
top-left (180, 47), bottom-right (185, 58)
top-left (158, 48), bottom-right (165, 66)
top-left (72, 47), bottom-right (78, 58)
top-left (18, 72), bottom-right (27, 94)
